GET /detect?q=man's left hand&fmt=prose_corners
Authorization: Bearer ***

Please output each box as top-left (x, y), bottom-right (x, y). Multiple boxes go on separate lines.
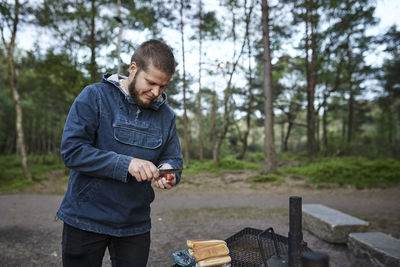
top-left (154, 164), bottom-right (176, 189)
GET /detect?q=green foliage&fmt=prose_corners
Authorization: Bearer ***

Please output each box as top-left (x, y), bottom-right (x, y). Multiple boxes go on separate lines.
top-left (281, 157), bottom-right (400, 188)
top-left (185, 156), bottom-right (261, 174)
top-left (249, 173), bottom-right (285, 185)
top-left (0, 154), bottom-right (64, 193)
top-left (280, 152), bottom-right (308, 161)
top-left (246, 152), bottom-right (264, 162)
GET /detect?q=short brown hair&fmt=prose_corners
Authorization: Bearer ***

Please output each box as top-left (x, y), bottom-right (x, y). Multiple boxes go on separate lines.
top-left (131, 40), bottom-right (176, 75)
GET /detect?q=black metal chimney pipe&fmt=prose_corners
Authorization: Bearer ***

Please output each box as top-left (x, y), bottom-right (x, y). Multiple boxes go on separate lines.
top-left (288, 196), bottom-right (302, 267)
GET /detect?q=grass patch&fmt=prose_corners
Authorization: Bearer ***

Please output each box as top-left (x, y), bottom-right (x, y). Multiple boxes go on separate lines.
top-left (280, 152), bottom-right (309, 161)
top-left (184, 156), bottom-right (261, 174)
top-left (249, 173), bottom-right (285, 185)
top-left (0, 154), bottom-right (65, 193)
top-left (280, 157), bottom-right (400, 188)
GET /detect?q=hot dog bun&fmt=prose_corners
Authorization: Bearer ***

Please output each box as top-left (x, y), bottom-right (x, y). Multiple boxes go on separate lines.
top-left (197, 255), bottom-right (232, 267)
top-left (186, 239), bottom-right (211, 248)
top-left (193, 244), bottom-right (230, 262)
top-left (188, 239), bottom-right (227, 249)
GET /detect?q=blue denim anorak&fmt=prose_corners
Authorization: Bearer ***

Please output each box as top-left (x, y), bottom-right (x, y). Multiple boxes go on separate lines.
top-left (57, 73), bottom-right (183, 237)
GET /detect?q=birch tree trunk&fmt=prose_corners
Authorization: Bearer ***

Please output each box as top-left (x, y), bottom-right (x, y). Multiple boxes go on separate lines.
top-left (1, 0), bottom-right (32, 180)
top-left (261, 0), bottom-right (276, 173)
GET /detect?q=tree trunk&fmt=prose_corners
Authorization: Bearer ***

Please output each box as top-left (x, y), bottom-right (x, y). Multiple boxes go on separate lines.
top-left (213, 79), bottom-right (232, 166)
top-left (261, 0), bottom-right (276, 173)
top-left (305, 0), bottom-right (317, 158)
top-left (90, 0), bottom-right (97, 83)
top-left (116, 0), bottom-right (122, 74)
top-left (346, 41), bottom-right (354, 144)
top-left (212, 3), bottom-right (236, 166)
top-left (180, 0), bottom-right (190, 164)
top-left (197, 0), bottom-right (204, 161)
top-left (347, 90), bottom-right (354, 143)
top-left (213, 0), bottom-right (252, 165)
top-left (210, 90), bottom-right (217, 146)
top-left (322, 95), bottom-right (328, 148)
top-left (3, 0), bottom-right (32, 180)
top-left (284, 122), bottom-right (294, 152)
top-left (237, 16), bottom-right (254, 160)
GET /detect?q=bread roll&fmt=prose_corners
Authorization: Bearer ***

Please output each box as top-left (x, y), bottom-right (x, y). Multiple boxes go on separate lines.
top-left (193, 244), bottom-right (229, 262)
top-left (197, 255), bottom-right (232, 267)
top-left (186, 239), bottom-right (210, 248)
top-left (189, 239), bottom-right (227, 249)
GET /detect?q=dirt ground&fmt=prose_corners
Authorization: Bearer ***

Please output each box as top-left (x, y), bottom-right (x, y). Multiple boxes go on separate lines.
top-left (0, 170), bottom-right (399, 267)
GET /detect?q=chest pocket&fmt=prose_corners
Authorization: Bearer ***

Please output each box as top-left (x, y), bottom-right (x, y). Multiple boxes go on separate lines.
top-left (113, 122), bottom-right (162, 149)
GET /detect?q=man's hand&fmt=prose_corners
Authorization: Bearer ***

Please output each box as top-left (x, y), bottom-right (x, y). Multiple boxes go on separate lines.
top-left (154, 163), bottom-right (176, 189)
top-left (128, 158), bottom-right (159, 182)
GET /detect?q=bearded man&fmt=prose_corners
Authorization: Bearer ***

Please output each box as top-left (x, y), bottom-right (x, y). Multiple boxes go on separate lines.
top-left (57, 40), bottom-right (183, 267)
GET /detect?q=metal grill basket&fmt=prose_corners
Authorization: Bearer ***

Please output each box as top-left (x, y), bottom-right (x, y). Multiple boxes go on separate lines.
top-left (225, 227), bottom-right (310, 267)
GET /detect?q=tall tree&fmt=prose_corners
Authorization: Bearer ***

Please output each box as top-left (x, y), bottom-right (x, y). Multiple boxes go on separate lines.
top-left (236, 0), bottom-right (256, 160)
top-left (38, 0), bottom-right (168, 80)
top-left (0, 0), bottom-right (32, 180)
top-left (194, 3), bottom-right (221, 161)
top-left (326, 0), bottom-right (376, 147)
top-left (197, 0), bottom-right (204, 161)
top-left (179, 0), bottom-right (190, 164)
top-left (376, 25), bottom-right (400, 157)
top-left (282, 0), bottom-right (322, 157)
top-left (304, 0), bottom-right (319, 157)
top-left (213, 0), bottom-right (251, 165)
top-left (261, 0), bottom-right (276, 172)
top-left (275, 56), bottom-right (307, 152)
top-left (38, 0), bottom-right (109, 82)
top-left (115, 0), bottom-right (122, 74)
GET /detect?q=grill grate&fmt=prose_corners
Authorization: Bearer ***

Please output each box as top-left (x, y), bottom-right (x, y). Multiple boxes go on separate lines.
top-left (225, 227), bottom-right (310, 267)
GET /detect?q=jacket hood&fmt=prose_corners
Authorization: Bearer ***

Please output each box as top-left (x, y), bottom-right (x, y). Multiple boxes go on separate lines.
top-left (102, 73), bottom-right (167, 111)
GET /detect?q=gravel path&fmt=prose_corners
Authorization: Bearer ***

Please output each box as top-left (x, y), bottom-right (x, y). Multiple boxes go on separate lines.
top-left (1, 171), bottom-right (399, 267)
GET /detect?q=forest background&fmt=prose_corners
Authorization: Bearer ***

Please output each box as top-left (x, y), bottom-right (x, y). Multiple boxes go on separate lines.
top-left (0, 0), bottom-right (399, 189)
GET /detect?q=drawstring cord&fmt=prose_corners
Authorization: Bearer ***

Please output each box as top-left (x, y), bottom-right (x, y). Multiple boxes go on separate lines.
top-left (135, 108), bottom-right (141, 120)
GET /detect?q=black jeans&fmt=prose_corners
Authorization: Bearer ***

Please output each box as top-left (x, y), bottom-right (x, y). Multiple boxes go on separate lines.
top-left (62, 223), bottom-right (150, 267)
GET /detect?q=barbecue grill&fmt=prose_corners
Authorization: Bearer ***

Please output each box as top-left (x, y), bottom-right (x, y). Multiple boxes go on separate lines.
top-left (173, 196), bottom-right (328, 267)
top-left (225, 226), bottom-right (309, 266)
top-left (224, 196), bottom-right (310, 267)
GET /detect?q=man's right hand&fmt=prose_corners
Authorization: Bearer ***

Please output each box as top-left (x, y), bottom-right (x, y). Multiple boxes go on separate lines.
top-left (128, 158), bottom-right (159, 182)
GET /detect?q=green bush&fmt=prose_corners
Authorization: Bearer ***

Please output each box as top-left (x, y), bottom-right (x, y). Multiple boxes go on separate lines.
top-left (185, 156), bottom-right (261, 174)
top-left (0, 154), bottom-right (65, 193)
top-left (280, 152), bottom-right (308, 161)
top-left (247, 152), bottom-right (264, 162)
top-left (249, 173), bottom-right (285, 185)
top-left (281, 157), bottom-right (400, 188)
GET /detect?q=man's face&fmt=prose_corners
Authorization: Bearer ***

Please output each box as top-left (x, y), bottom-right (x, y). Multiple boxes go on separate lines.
top-left (128, 63), bottom-right (171, 108)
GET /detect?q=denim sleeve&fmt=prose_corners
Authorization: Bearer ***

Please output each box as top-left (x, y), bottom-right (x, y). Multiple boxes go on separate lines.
top-left (157, 115), bottom-right (184, 184)
top-left (61, 86), bottom-right (131, 183)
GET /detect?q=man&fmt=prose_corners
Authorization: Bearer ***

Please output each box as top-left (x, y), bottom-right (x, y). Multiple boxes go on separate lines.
top-left (57, 40), bottom-right (183, 267)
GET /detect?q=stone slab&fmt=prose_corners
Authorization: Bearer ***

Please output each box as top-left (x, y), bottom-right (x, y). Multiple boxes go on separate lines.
top-left (348, 232), bottom-right (400, 267)
top-left (302, 204), bottom-right (369, 243)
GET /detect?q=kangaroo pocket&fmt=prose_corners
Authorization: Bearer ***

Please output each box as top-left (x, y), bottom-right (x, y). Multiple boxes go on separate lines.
top-left (77, 179), bottom-right (155, 227)
top-left (113, 122), bottom-right (162, 149)
top-left (77, 179), bottom-right (101, 202)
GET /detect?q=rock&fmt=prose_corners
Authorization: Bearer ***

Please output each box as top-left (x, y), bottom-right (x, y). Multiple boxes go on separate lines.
top-left (348, 232), bottom-right (400, 267)
top-left (302, 204), bottom-right (369, 243)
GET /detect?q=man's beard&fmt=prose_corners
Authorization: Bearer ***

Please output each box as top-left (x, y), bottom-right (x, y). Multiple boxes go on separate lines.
top-left (128, 76), bottom-right (152, 109)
